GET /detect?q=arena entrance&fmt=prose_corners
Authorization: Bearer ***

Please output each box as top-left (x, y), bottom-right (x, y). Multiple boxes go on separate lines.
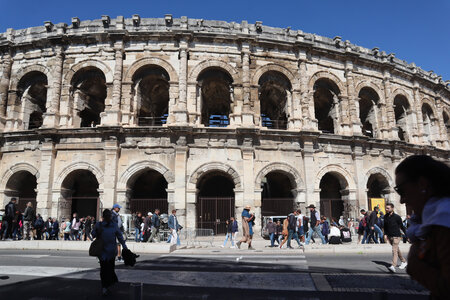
top-left (261, 171), bottom-right (295, 217)
top-left (128, 169), bottom-right (168, 215)
top-left (61, 170), bottom-right (99, 220)
top-left (367, 173), bottom-right (390, 211)
top-left (5, 171), bottom-right (37, 212)
top-left (196, 171), bottom-right (235, 234)
top-left (319, 172), bottom-right (347, 221)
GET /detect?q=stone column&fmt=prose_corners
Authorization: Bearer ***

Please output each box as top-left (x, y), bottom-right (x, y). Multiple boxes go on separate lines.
top-left (36, 141), bottom-right (56, 219)
top-left (382, 70), bottom-right (396, 140)
top-left (173, 136), bottom-right (188, 228)
top-left (172, 41), bottom-right (188, 125)
top-left (413, 82), bottom-right (424, 144)
top-left (299, 56), bottom-right (314, 130)
top-left (344, 61), bottom-right (361, 135)
top-left (43, 46), bottom-right (64, 128)
top-left (103, 41), bottom-right (123, 125)
top-left (352, 144), bottom-right (367, 211)
top-left (302, 140), bottom-right (316, 206)
top-left (103, 138), bottom-right (120, 210)
top-left (0, 53), bottom-right (12, 127)
top-left (241, 46), bottom-right (254, 126)
top-left (241, 139), bottom-right (256, 231)
top-left (435, 96), bottom-right (449, 149)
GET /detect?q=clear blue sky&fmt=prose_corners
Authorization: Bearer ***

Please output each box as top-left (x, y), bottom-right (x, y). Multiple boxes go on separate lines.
top-left (1, 0), bottom-right (449, 80)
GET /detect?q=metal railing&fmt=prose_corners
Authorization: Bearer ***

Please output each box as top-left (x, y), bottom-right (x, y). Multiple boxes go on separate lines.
top-left (261, 115), bottom-right (288, 129)
top-left (138, 115), bottom-right (167, 126)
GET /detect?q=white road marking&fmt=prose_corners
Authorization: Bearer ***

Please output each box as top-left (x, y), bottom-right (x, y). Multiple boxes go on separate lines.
top-left (164, 255), bottom-right (306, 259)
top-left (0, 255), bottom-right (50, 259)
top-left (0, 266), bottom-right (93, 277)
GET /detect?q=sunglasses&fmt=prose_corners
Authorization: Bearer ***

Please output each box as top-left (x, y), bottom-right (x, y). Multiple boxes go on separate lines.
top-left (393, 181), bottom-right (408, 196)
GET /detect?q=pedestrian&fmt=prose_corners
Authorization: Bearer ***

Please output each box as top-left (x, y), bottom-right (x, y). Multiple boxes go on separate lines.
top-left (63, 219), bottom-right (71, 240)
top-left (321, 216), bottom-right (330, 243)
top-left (279, 216), bottom-right (289, 248)
top-left (51, 218), bottom-right (59, 240)
top-left (402, 214), bottom-right (411, 243)
top-left (34, 214), bottom-right (44, 240)
top-left (2, 198), bottom-right (17, 240)
top-left (266, 218), bottom-right (277, 247)
top-left (275, 220), bottom-right (283, 245)
top-left (340, 226), bottom-right (352, 243)
top-left (305, 205), bottom-right (326, 245)
top-left (111, 204), bottom-right (124, 261)
top-left (328, 224), bottom-right (341, 244)
top-left (222, 217), bottom-right (238, 248)
top-left (149, 209), bottom-right (161, 243)
top-left (303, 216), bottom-right (314, 243)
top-left (359, 209), bottom-right (369, 243)
top-left (297, 210), bottom-right (305, 243)
top-left (367, 207), bottom-right (382, 243)
top-left (92, 209), bottom-right (128, 296)
top-left (23, 202), bottom-right (35, 240)
top-left (338, 216), bottom-right (345, 227)
top-left (133, 212), bottom-right (142, 243)
top-left (168, 209), bottom-right (181, 245)
top-left (286, 210), bottom-right (303, 249)
top-left (142, 212), bottom-right (152, 242)
top-left (236, 205), bottom-right (255, 250)
top-left (70, 213), bottom-right (80, 241)
top-left (394, 155), bottom-right (450, 298)
top-left (383, 203), bottom-right (407, 273)
top-left (84, 216), bottom-right (93, 241)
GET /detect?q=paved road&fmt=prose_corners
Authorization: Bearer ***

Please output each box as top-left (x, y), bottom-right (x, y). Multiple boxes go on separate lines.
top-left (0, 249), bottom-right (428, 299)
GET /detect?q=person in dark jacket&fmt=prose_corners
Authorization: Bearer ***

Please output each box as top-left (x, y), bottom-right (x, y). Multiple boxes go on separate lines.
top-left (50, 218), bottom-right (59, 240)
top-left (275, 220), bottom-right (283, 245)
top-left (395, 155), bottom-right (450, 299)
top-left (384, 203), bottom-right (407, 273)
top-left (43, 218), bottom-right (52, 240)
top-left (367, 207), bottom-right (380, 244)
top-left (23, 202), bottom-right (35, 240)
top-left (149, 209), bottom-right (161, 243)
top-left (2, 198), bottom-right (17, 240)
top-left (287, 210), bottom-right (303, 249)
top-left (321, 216), bottom-right (330, 243)
top-left (222, 217), bottom-right (238, 248)
top-left (34, 214), bottom-right (44, 240)
top-left (84, 216), bottom-right (93, 241)
top-left (133, 212), bottom-right (142, 243)
top-left (266, 218), bottom-right (277, 247)
top-left (92, 209), bottom-right (128, 296)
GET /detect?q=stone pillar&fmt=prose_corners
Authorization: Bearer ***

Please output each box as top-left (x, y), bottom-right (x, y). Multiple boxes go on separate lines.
top-left (382, 70), bottom-right (396, 140)
top-left (36, 141), bottom-right (56, 219)
top-left (299, 56), bottom-right (314, 131)
top-left (302, 140), bottom-right (316, 206)
top-left (435, 96), bottom-right (449, 149)
top-left (173, 136), bottom-right (188, 228)
top-left (0, 53), bottom-right (12, 127)
top-left (413, 82), bottom-right (424, 144)
top-left (241, 139), bottom-right (256, 231)
top-left (120, 82), bottom-right (133, 125)
top-left (103, 138), bottom-right (120, 210)
top-left (172, 41), bottom-right (188, 125)
top-left (43, 46), bottom-right (64, 128)
top-left (241, 46), bottom-right (254, 126)
top-left (344, 61), bottom-right (361, 135)
top-left (103, 41), bottom-right (123, 125)
top-left (352, 144), bottom-right (367, 211)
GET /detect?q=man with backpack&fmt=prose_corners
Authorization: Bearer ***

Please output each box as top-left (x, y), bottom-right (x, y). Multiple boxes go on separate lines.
top-left (23, 202), bottom-right (36, 240)
top-left (34, 214), bottom-right (44, 240)
top-left (2, 198), bottom-right (17, 240)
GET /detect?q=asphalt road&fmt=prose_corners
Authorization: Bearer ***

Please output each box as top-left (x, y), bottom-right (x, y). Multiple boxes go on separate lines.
top-left (0, 249), bottom-right (428, 299)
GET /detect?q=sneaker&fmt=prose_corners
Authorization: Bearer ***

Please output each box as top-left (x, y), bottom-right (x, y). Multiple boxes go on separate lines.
top-left (220, 245), bottom-right (224, 248)
top-left (248, 246), bottom-right (255, 250)
top-left (388, 265), bottom-right (396, 273)
top-left (230, 246), bottom-right (236, 249)
top-left (399, 262), bottom-right (407, 270)
top-left (116, 256), bottom-right (122, 262)
top-left (236, 242), bottom-right (241, 249)
top-left (287, 246), bottom-right (294, 249)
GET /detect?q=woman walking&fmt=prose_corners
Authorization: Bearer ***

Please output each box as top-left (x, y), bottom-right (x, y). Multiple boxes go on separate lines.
top-left (279, 217), bottom-right (289, 248)
top-left (92, 209), bottom-right (128, 296)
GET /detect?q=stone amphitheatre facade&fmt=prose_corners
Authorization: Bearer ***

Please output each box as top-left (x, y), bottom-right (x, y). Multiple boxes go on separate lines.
top-left (0, 15), bottom-right (449, 234)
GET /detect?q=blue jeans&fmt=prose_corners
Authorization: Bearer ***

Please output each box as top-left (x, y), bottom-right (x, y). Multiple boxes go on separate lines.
top-left (269, 232), bottom-right (275, 246)
top-left (374, 224), bottom-right (384, 243)
top-left (134, 227), bottom-right (141, 242)
top-left (223, 232), bottom-right (235, 246)
top-left (287, 229), bottom-right (302, 247)
top-left (305, 226), bottom-right (326, 244)
top-left (1, 219), bottom-right (10, 239)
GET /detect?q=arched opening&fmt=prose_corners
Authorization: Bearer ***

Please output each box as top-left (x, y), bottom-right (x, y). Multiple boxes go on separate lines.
top-left (17, 71), bottom-right (47, 130)
top-left (261, 171), bottom-right (295, 217)
top-left (196, 171), bottom-right (235, 234)
top-left (128, 169), bottom-right (168, 215)
top-left (319, 172), bottom-right (347, 221)
top-left (367, 173), bottom-right (390, 210)
top-left (61, 170), bottom-right (99, 220)
top-left (259, 71), bottom-right (291, 129)
top-left (393, 95), bottom-right (410, 141)
top-left (443, 111), bottom-right (450, 140)
top-left (358, 87), bottom-right (380, 138)
top-left (71, 67), bottom-right (106, 127)
top-left (422, 103), bottom-right (435, 145)
top-left (132, 65), bottom-right (170, 126)
top-left (5, 171), bottom-right (37, 212)
top-left (313, 78), bottom-right (340, 133)
top-left (198, 68), bottom-right (233, 127)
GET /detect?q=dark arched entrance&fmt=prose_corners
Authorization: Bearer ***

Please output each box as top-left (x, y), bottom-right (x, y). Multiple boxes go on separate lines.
top-left (5, 171), bottom-right (37, 212)
top-left (128, 169), bottom-right (168, 214)
top-left (261, 171), bottom-right (295, 217)
top-left (367, 173), bottom-right (390, 212)
top-left (61, 170), bottom-right (99, 219)
top-left (196, 171), bottom-right (235, 234)
top-left (319, 173), bottom-right (346, 221)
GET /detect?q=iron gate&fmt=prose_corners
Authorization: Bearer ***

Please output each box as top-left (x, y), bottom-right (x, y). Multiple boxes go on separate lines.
top-left (261, 198), bottom-right (295, 217)
top-left (320, 198), bottom-right (344, 220)
top-left (129, 198), bottom-right (169, 215)
top-left (197, 197), bottom-right (234, 235)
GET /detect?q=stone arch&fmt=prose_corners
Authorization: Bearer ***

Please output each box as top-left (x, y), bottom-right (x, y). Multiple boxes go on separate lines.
top-left (308, 70), bottom-right (346, 96)
top-left (188, 60), bottom-right (240, 84)
top-left (315, 164), bottom-right (356, 191)
top-left (10, 64), bottom-right (51, 91)
top-left (0, 162), bottom-right (40, 190)
top-left (123, 57), bottom-right (179, 83)
top-left (251, 64), bottom-right (296, 87)
top-left (421, 98), bottom-right (438, 117)
top-left (55, 162), bottom-right (104, 190)
top-left (364, 167), bottom-right (394, 188)
top-left (255, 162), bottom-right (303, 191)
top-left (391, 88), bottom-right (412, 105)
top-left (64, 59), bottom-right (113, 84)
top-left (188, 162), bottom-right (241, 189)
top-left (355, 80), bottom-right (383, 100)
top-left (117, 160), bottom-right (175, 190)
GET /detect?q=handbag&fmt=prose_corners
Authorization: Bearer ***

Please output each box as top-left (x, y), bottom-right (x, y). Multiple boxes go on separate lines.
top-left (89, 224), bottom-right (104, 257)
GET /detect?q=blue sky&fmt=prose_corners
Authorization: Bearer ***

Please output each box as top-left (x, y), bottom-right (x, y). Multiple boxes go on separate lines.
top-left (1, 0), bottom-right (449, 80)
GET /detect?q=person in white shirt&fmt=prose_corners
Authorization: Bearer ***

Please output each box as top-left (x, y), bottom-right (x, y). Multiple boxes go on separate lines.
top-left (328, 224), bottom-right (341, 244)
